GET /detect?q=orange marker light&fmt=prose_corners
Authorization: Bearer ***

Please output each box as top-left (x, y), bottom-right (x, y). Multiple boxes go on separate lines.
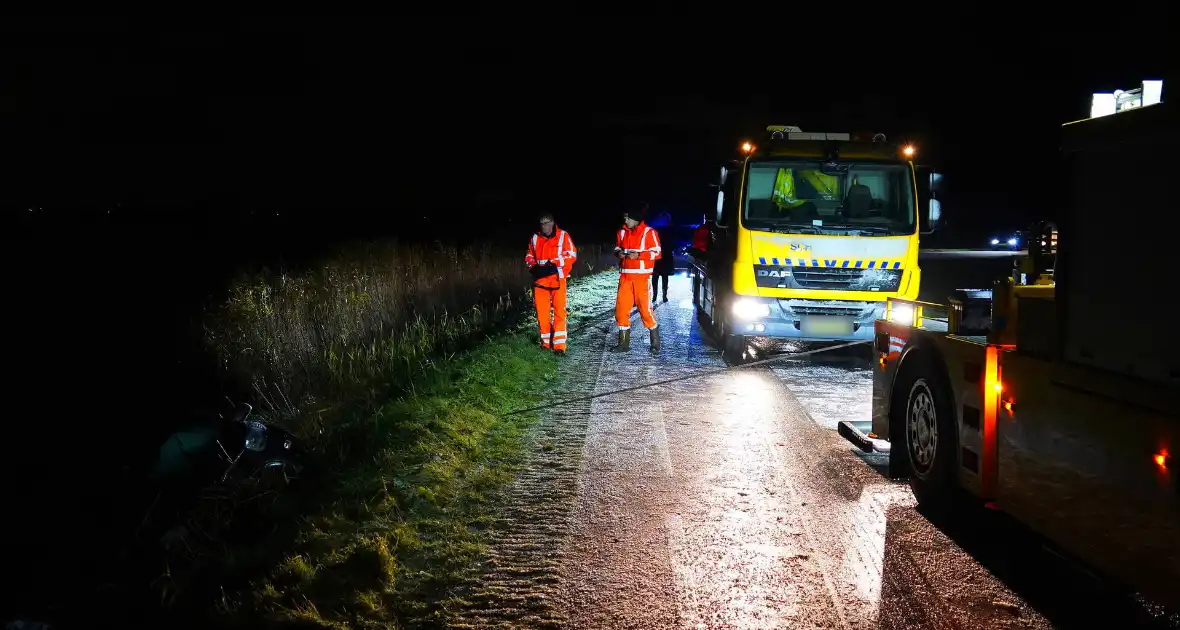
top-left (741, 142), bottom-right (754, 153)
top-left (1155, 451), bottom-right (1169, 469)
top-left (902, 145), bottom-right (916, 157)
top-left (1003, 401), bottom-right (1014, 414)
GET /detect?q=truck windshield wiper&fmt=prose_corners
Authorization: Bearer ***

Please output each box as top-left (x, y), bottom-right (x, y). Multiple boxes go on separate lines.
top-left (744, 223), bottom-right (813, 234)
top-left (821, 224), bottom-right (896, 236)
top-left (778, 226), bottom-right (822, 235)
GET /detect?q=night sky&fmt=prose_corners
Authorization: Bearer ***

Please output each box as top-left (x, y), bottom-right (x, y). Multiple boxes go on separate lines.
top-left (6, 19), bottom-right (1172, 244)
top-left (0, 19), bottom-right (1173, 623)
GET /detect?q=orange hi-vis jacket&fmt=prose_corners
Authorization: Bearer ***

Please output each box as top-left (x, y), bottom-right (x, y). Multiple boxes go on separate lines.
top-left (614, 221), bottom-right (662, 275)
top-left (526, 227), bottom-right (577, 289)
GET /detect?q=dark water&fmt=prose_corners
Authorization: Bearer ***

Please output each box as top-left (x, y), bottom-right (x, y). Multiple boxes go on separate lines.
top-left (7, 221), bottom-right (293, 623)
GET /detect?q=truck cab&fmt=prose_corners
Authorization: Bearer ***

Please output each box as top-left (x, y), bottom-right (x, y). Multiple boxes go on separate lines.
top-left (692, 127), bottom-right (940, 356)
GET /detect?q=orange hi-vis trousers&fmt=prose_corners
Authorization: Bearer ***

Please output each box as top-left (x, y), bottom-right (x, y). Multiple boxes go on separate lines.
top-left (615, 273), bottom-right (658, 331)
top-left (534, 278), bottom-right (568, 350)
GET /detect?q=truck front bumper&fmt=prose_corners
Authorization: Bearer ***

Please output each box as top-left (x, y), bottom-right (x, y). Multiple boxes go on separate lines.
top-left (729, 297), bottom-right (885, 342)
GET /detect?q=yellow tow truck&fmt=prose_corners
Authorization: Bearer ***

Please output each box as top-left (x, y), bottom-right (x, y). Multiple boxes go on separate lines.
top-left (839, 86), bottom-right (1179, 609)
top-left (691, 126), bottom-right (941, 357)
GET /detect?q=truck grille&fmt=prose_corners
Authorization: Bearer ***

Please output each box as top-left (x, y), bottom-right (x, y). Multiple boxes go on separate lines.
top-left (791, 266), bottom-right (902, 291)
top-left (790, 305), bottom-right (864, 317)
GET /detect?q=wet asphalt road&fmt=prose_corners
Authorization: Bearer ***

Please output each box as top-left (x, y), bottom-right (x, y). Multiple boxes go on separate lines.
top-left (448, 251), bottom-right (1178, 630)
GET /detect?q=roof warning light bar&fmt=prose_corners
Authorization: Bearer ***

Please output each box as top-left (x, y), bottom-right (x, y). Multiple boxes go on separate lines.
top-left (767, 126), bottom-right (887, 143)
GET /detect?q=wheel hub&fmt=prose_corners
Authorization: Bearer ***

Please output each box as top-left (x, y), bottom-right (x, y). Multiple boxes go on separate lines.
top-left (907, 380), bottom-right (938, 476)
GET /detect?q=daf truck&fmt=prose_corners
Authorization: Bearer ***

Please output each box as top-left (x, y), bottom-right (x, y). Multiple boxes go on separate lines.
top-left (690, 126), bottom-right (941, 357)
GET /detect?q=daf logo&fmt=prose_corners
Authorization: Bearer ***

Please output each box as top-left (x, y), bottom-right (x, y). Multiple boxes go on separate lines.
top-left (756, 269), bottom-right (791, 278)
top-left (789, 243), bottom-right (812, 252)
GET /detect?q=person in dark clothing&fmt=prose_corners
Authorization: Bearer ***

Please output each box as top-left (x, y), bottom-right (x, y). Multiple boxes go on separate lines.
top-left (651, 227), bottom-right (674, 303)
top-left (690, 218), bottom-right (714, 261)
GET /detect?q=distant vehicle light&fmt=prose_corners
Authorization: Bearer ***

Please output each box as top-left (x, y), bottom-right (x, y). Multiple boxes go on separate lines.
top-left (991, 238), bottom-right (1001, 245)
top-left (741, 142), bottom-right (754, 153)
top-left (1155, 450), bottom-right (1169, 470)
top-left (888, 303), bottom-right (915, 325)
top-left (1007, 237), bottom-right (1018, 246)
top-left (902, 145), bottom-right (916, 157)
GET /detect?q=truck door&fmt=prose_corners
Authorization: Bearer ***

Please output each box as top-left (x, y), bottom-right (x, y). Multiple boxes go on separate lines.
top-left (701, 163), bottom-right (740, 319)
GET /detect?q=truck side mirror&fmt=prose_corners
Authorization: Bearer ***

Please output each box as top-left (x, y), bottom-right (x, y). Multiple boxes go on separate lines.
top-left (924, 199), bottom-right (942, 234)
top-left (716, 190), bottom-right (726, 225)
top-left (916, 166), bottom-right (942, 235)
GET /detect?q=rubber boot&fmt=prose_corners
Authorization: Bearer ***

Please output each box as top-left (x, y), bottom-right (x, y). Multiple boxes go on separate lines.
top-left (610, 329), bottom-right (630, 352)
top-left (649, 327), bottom-right (661, 354)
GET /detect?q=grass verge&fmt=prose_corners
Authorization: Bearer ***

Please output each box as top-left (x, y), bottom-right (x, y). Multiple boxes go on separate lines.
top-left (179, 241), bottom-right (620, 628)
top-left (234, 333), bottom-right (559, 628)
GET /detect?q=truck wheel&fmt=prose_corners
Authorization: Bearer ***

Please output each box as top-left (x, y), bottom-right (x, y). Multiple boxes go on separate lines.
top-left (724, 332), bottom-right (748, 362)
top-left (716, 308), bottom-right (748, 362)
top-left (896, 357), bottom-right (957, 512)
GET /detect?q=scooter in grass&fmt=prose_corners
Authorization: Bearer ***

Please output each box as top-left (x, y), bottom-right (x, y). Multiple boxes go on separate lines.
top-left (151, 400), bottom-right (302, 487)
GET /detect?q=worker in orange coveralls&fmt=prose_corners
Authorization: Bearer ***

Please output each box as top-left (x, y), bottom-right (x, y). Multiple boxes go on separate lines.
top-left (526, 212), bottom-right (577, 354)
top-left (611, 203), bottom-right (661, 354)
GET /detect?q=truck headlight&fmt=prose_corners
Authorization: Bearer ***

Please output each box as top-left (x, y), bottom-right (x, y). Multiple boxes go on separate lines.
top-left (732, 298), bottom-right (771, 320)
top-left (888, 303), bottom-right (915, 325)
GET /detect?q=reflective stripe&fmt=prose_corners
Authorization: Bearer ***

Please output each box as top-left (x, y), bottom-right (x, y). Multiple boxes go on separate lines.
top-left (620, 268), bottom-right (654, 274)
top-left (556, 232), bottom-right (567, 279)
top-left (526, 233), bottom-right (536, 266)
top-left (618, 325), bottom-right (631, 331)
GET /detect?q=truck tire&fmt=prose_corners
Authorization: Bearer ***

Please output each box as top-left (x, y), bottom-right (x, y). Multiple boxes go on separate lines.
top-left (895, 355), bottom-right (958, 513)
top-left (715, 306), bottom-right (748, 362)
top-left (725, 332), bottom-right (748, 362)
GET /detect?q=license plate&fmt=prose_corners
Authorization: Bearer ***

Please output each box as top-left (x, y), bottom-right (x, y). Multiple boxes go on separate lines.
top-left (801, 316), bottom-right (853, 337)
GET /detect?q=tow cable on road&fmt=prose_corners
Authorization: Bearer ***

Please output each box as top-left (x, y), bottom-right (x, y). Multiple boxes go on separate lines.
top-left (506, 338), bottom-right (869, 416)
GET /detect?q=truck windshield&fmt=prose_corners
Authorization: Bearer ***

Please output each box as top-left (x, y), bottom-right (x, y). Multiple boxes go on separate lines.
top-left (743, 160), bottom-right (916, 235)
